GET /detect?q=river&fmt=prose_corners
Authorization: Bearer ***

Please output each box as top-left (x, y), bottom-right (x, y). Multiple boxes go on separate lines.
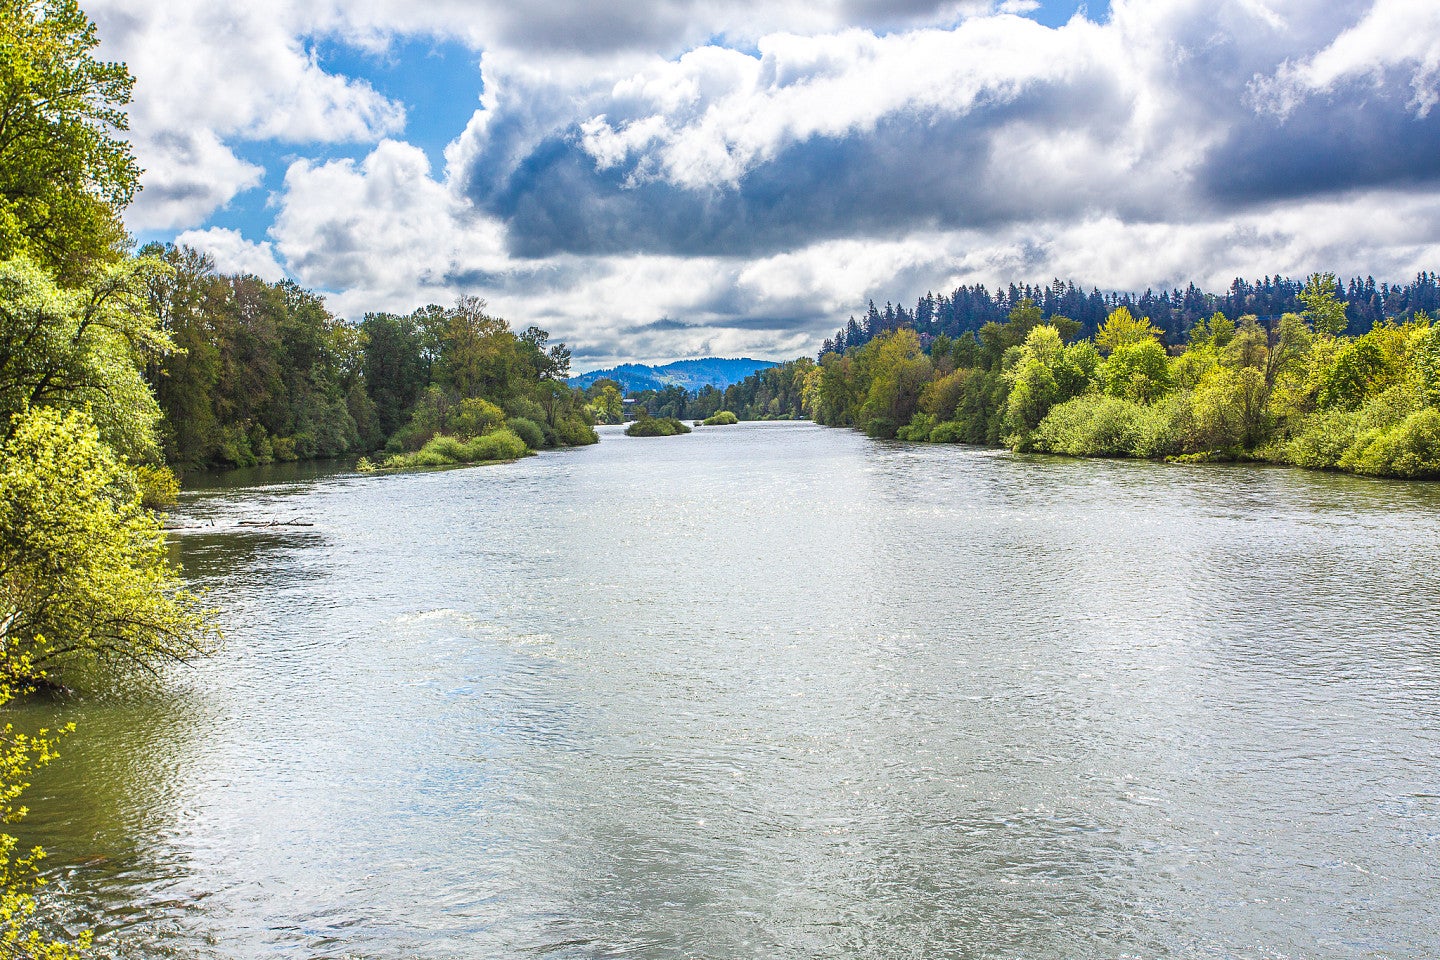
top-left (16, 421), bottom-right (1440, 958)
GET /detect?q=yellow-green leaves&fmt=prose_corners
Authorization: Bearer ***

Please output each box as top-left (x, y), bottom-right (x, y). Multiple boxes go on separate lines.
top-left (1094, 307), bottom-right (1164, 355)
top-left (1298, 273), bottom-right (1349, 338)
top-left (0, 405), bottom-right (216, 688)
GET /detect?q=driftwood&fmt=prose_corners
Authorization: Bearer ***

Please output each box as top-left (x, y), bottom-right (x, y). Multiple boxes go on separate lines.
top-left (163, 518), bottom-right (314, 530)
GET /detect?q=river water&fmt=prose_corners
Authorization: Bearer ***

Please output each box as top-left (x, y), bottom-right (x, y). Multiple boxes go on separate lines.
top-left (16, 422), bottom-right (1440, 958)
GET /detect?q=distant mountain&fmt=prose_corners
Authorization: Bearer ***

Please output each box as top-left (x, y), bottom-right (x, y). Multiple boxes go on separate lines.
top-left (569, 358), bottom-right (779, 393)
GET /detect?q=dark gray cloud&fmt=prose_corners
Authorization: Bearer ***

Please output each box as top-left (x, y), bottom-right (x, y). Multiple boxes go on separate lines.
top-left (463, 72), bottom-right (1131, 258)
top-left (474, 0), bottom-right (983, 55)
top-left (1204, 71), bottom-right (1440, 204)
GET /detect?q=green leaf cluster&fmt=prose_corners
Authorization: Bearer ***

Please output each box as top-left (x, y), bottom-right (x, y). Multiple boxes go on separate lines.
top-left (0, 406), bottom-right (216, 686)
top-left (0, 0), bottom-right (138, 275)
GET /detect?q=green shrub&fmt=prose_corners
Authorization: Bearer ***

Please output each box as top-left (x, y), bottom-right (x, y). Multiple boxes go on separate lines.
top-left (1284, 384), bottom-right (1422, 472)
top-left (374, 427), bottom-right (531, 470)
top-left (1128, 396), bottom-right (1186, 459)
top-left (928, 421), bottom-right (967, 443)
top-left (217, 424), bottom-right (256, 467)
top-left (703, 410), bottom-right (739, 426)
top-left (1339, 408), bottom-right (1440, 478)
top-left (896, 413), bottom-right (936, 442)
top-left (450, 397), bottom-right (505, 439)
top-left (507, 417), bottom-right (546, 450)
top-left (465, 427), bottom-right (530, 462)
top-left (1032, 393), bottom-right (1144, 457)
top-left (863, 416), bottom-right (900, 439)
top-left (626, 417), bottom-right (692, 437)
top-left (132, 463), bottom-right (179, 510)
top-left (554, 416), bottom-right (600, 445)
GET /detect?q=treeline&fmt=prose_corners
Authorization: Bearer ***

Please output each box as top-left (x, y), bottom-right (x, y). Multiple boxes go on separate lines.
top-left (144, 245), bottom-right (596, 471)
top-left (824, 273), bottom-right (1440, 354)
top-left (798, 278), bottom-right (1440, 478)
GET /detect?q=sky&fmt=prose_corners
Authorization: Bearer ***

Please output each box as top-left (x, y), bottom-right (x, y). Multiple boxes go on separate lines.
top-left (91, 0), bottom-right (1440, 370)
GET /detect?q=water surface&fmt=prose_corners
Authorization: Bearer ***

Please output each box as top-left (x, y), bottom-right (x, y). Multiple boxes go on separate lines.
top-left (18, 422), bottom-right (1440, 958)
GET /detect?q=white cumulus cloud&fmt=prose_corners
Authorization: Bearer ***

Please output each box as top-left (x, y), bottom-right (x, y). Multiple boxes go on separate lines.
top-left (173, 227), bottom-right (288, 283)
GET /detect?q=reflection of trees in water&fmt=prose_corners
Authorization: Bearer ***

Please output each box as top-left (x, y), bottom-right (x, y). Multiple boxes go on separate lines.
top-left (171, 530), bottom-right (327, 586)
top-left (15, 693), bottom-right (223, 958)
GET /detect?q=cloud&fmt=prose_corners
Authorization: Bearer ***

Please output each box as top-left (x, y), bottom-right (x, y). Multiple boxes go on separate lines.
top-left (271, 139), bottom-right (507, 302)
top-left (265, 132), bottom-right (1440, 369)
top-left (461, 17), bottom-right (1162, 258)
top-left (91, 0), bottom-right (1030, 230)
top-left (125, 131), bottom-right (264, 231)
top-left (173, 227), bottom-right (288, 282)
top-left (91, 1), bottom-right (408, 228)
top-left (102, 0), bottom-right (1440, 365)
top-left (1253, 0), bottom-right (1440, 116)
top-left (453, 0), bottom-right (1439, 260)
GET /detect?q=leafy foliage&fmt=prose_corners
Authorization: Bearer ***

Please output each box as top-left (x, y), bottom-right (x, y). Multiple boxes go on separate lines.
top-left (0, 406), bottom-right (216, 687)
top-left (0, 668), bottom-right (87, 959)
top-left (140, 246), bottom-right (597, 470)
top-left (363, 426), bottom-right (531, 471)
top-left (0, 255), bottom-right (170, 461)
top-left (0, 0), bottom-right (138, 275)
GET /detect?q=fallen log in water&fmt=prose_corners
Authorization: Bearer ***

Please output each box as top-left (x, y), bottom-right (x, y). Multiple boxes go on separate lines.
top-left (163, 518), bottom-right (315, 531)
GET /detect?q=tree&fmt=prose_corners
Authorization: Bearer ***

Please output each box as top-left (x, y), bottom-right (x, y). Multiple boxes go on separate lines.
top-left (0, 406), bottom-right (215, 687)
top-left (584, 379), bottom-right (623, 424)
top-left (519, 326), bottom-right (571, 382)
top-left (0, 0), bottom-right (139, 275)
top-left (1412, 316), bottom-right (1440, 408)
top-left (0, 254), bottom-right (171, 461)
top-left (1094, 307), bottom-right (1163, 355)
top-left (360, 312), bottom-right (429, 438)
top-left (1100, 340), bottom-right (1172, 403)
top-left (434, 296), bottom-right (515, 402)
top-left (1298, 272), bottom-right (1348, 337)
top-left (857, 328), bottom-right (931, 438)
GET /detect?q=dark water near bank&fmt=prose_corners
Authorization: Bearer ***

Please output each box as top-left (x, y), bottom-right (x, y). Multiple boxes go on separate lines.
top-left (16, 422), bottom-right (1440, 958)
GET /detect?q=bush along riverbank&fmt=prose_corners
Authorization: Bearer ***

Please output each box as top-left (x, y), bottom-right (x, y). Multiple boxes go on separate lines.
top-left (796, 278), bottom-right (1440, 480)
top-left (355, 396), bottom-right (584, 472)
